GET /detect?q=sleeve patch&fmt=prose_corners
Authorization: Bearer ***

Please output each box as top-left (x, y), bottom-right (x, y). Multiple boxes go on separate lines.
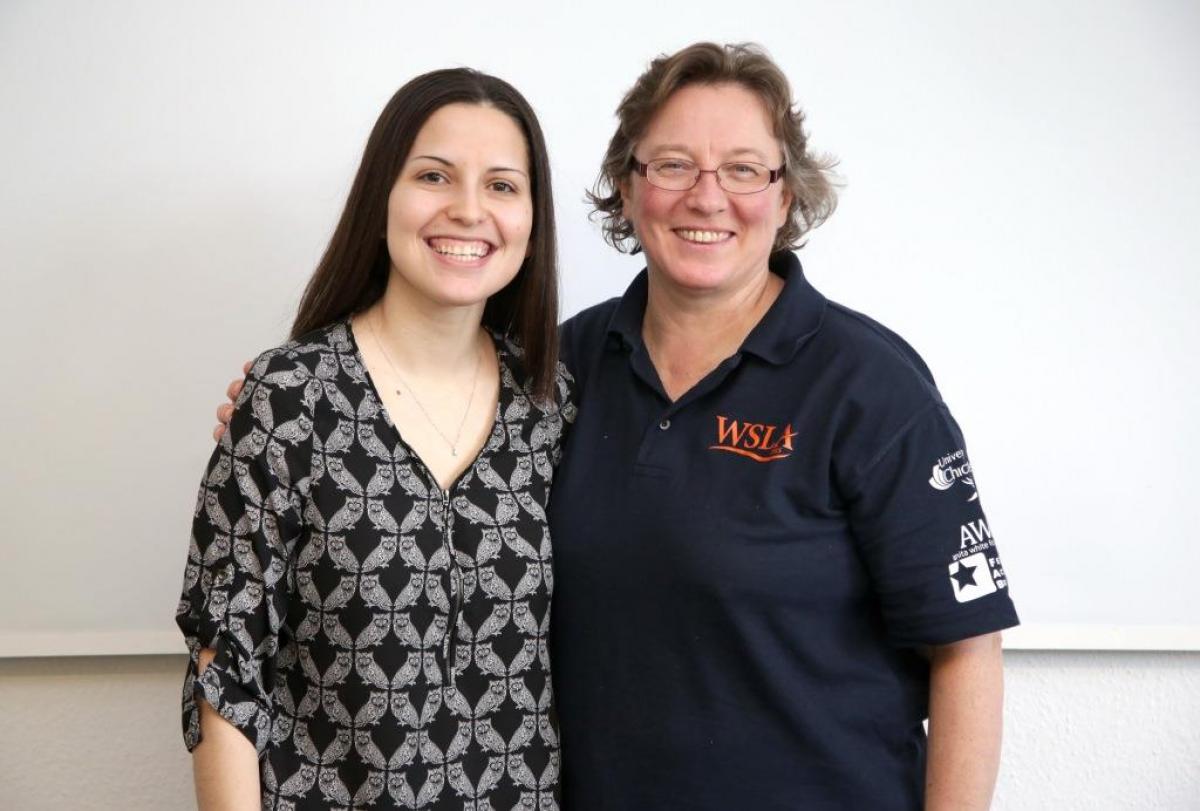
top-left (948, 518), bottom-right (1009, 602)
top-left (928, 448), bottom-right (978, 502)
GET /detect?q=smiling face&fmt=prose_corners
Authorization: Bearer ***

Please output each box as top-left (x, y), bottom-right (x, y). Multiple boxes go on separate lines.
top-left (384, 102), bottom-right (533, 311)
top-left (620, 82), bottom-right (791, 296)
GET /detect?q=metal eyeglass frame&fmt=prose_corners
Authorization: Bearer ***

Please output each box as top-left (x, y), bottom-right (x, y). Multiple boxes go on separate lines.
top-left (632, 157), bottom-right (787, 194)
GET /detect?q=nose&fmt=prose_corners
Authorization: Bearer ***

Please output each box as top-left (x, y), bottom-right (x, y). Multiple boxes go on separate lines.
top-left (684, 169), bottom-right (727, 215)
top-left (446, 184), bottom-right (486, 225)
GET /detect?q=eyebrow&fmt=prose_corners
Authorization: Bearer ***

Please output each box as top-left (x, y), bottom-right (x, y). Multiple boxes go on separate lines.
top-left (643, 144), bottom-right (772, 162)
top-left (410, 154), bottom-right (529, 177)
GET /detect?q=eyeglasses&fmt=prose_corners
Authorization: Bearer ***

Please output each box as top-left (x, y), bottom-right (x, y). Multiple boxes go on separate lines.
top-left (633, 157), bottom-right (786, 194)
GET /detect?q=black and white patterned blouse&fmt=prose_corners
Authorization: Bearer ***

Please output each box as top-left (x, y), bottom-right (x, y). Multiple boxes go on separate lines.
top-left (176, 321), bottom-right (575, 810)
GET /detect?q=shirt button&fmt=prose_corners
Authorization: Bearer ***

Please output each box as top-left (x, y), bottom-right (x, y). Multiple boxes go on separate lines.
top-left (659, 419), bottom-right (671, 431)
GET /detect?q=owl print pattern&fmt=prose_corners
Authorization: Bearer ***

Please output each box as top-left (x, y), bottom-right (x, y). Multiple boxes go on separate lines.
top-left (176, 321), bottom-right (575, 810)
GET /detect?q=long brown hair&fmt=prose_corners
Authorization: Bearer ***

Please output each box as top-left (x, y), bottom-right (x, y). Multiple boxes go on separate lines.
top-left (292, 68), bottom-right (559, 400)
top-left (588, 42), bottom-right (839, 253)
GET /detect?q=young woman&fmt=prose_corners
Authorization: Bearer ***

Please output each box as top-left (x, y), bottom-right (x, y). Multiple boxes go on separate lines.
top-left (179, 69), bottom-right (571, 809)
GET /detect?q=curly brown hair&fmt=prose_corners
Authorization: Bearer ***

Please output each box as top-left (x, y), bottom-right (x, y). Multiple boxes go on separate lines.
top-left (587, 42), bottom-right (839, 253)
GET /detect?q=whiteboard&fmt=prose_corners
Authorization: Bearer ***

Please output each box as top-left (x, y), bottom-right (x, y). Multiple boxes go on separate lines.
top-left (2, 0), bottom-right (1198, 657)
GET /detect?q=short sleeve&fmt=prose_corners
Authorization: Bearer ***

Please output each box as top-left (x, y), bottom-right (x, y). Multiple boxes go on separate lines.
top-left (844, 402), bottom-right (1018, 647)
top-left (175, 353), bottom-right (312, 754)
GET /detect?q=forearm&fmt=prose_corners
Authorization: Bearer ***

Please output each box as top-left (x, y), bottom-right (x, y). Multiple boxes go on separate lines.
top-left (924, 632), bottom-right (1004, 811)
top-left (192, 648), bottom-right (262, 811)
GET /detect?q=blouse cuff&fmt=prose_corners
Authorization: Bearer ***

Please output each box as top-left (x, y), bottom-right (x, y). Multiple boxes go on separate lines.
top-left (182, 648), bottom-right (273, 757)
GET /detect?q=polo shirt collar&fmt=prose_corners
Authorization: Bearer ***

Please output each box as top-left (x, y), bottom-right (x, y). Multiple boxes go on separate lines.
top-left (605, 251), bottom-right (827, 365)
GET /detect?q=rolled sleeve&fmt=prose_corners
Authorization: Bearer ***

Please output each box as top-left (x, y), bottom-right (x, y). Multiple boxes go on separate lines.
top-left (845, 402), bottom-right (1018, 647)
top-left (176, 354), bottom-right (310, 754)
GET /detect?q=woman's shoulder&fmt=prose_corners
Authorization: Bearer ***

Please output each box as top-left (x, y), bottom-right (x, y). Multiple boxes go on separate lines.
top-left (242, 319), bottom-right (355, 386)
top-left (247, 320), bottom-right (353, 378)
top-left (815, 300), bottom-right (942, 400)
top-left (807, 300), bottom-right (967, 473)
top-left (237, 320), bottom-right (357, 419)
top-left (559, 297), bottom-right (621, 354)
top-left (491, 329), bottom-right (577, 421)
top-left (553, 296), bottom-right (623, 394)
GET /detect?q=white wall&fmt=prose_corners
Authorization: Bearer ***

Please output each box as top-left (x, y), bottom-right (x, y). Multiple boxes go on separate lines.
top-left (3, 0), bottom-right (1199, 654)
top-left (2, 1), bottom-right (1199, 807)
top-left (1, 652), bottom-right (1197, 810)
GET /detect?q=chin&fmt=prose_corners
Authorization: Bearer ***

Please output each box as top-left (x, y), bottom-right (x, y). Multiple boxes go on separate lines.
top-left (655, 258), bottom-right (737, 292)
top-left (429, 283), bottom-right (504, 310)
top-left (398, 263), bottom-right (518, 310)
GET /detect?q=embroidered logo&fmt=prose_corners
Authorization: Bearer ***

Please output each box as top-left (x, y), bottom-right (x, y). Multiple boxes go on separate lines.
top-left (948, 517), bottom-right (1008, 601)
top-left (948, 552), bottom-right (998, 602)
top-left (709, 415), bottom-right (797, 463)
top-left (928, 449), bottom-right (978, 502)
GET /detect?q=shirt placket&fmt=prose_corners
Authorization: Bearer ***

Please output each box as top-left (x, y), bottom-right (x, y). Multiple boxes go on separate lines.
top-left (630, 349), bottom-right (745, 474)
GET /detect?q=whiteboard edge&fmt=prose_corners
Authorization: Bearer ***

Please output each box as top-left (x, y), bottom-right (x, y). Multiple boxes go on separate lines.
top-left (999, 624), bottom-right (1200, 652)
top-left (0, 631), bottom-right (186, 658)
top-left (2, 625), bottom-right (1200, 657)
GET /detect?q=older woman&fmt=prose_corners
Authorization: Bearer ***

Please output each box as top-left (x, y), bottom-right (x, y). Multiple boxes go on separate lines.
top-left (547, 43), bottom-right (1016, 810)
top-left (216, 43), bottom-right (1017, 810)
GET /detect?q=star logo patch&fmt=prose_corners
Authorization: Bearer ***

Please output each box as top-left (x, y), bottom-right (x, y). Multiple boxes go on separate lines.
top-left (948, 552), bottom-right (998, 603)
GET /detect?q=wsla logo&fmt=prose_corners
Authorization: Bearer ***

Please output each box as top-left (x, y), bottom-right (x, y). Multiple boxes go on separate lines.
top-left (928, 449), bottom-right (978, 502)
top-left (709, 415), bottom-right (797, 463)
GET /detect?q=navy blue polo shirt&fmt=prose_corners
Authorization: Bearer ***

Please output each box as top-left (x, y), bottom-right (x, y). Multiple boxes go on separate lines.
top-left (548, 251), bottom-right (1018, 810)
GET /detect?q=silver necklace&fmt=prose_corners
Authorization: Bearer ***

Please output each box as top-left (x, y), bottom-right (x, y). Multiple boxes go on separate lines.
top-left (368, 314), bottom-right (483, 457)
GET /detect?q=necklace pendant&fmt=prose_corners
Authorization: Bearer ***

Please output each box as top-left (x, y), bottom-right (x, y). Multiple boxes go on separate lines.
top-left (451, 448), bottom-right (457, 457)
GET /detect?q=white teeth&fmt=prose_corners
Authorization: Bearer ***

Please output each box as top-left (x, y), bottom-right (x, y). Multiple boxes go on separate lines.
top-left (676, 229), bottom-right (731, 244)
top-left (429, 239), bottom-right (490, 258)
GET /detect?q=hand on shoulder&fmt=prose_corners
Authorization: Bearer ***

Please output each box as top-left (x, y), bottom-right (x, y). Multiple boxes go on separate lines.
top-left (212, 361), bottom-right (252, 442)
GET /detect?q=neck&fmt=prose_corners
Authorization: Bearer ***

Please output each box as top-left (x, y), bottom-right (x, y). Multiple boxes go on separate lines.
top-left (642, 266), bottom-right (782, 358)
top-left (640, 265), bottom-right (783, 401)
top-left (365, 275), bottom-right (485, 376)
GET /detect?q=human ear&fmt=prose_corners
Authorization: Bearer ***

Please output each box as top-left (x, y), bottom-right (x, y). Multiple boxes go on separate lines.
top-left (776, 186), bottom-right (793, 230)
top-left (617, 178), bottom-right (635, 227)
